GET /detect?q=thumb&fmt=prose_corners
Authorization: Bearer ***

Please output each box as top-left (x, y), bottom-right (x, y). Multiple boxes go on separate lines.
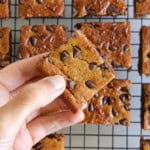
top-left (0, 75), bottom-right (66, 141)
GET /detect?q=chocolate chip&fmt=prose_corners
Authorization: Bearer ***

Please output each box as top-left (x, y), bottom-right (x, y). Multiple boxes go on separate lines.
top-left (94, 92), bottom-right (99, 98)
top-left (147, 51), bottom-right (150, 59)
top-left (47, 134), bottom-right (56, 138)
top-left (89, 63), bottom-right (97, 70)
top-left (0, 32), bottom-right (3, 38)
top-left (67, 79), bottom-right (76, 90)
top-left (111, 61), bottom-right (121, 67)
top-left (107, 97), bottom-right (115, 105)
top-left (119, 119), bottom-right (128, 126)
top-left (88, 103), bottom-right (94, 112)
top-left (109, 45), bottom-right (118, 51)
top-left (36, 0), bottom-right (44, 4)
top-left (102, 96), bottom-right (115, 105)
top-left (108, 82), bottom-right (114, 88)
top-left (112, 108), bottom-right (119, 117)
top-left (31, 26), bottom-right (39, 32)
top-left (46, 25), bottom-right (55, 32)
top-left (73, 46), bottom-right (81, 58)
top-left (120, 87), bottom-right (129, 93)
top-left (28, 37), bottom-right (38, 46)
top-left (19, 0), bottom-right (26, 4)
top-left (120, 94), bottom-right (131, 103)
top-left (75, 23), bottom-right (82, 29)
top-left (85, 80), bottom-right (96, 89)
top-left (123, 45), bottom-right (129, 53)
top-left (60, 51), bottom-right (69, 61)
top-left (0, 0), bottom-right (5, 3)
top-left (33, 142), bottom-right (42, 150)
top-left (107, 4), bottom-right (119, 16)
top-left (124, 105), bottom-right (130, 111)
top-left (102, 96), bottom-right (109, 105)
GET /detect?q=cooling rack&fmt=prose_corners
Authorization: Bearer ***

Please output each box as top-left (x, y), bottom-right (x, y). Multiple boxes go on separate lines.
top-left (1, 0), bottom-right (150, 149)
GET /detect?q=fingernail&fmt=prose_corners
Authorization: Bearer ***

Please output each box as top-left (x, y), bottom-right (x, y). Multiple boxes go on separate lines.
top-left (47, 75), bottom-right (66, 91)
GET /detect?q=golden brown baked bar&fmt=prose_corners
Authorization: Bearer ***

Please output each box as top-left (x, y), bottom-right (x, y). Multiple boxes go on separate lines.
top-left (0, 27), bottom-right (11, 69)
top-left (75, 22), bottom-right (132, 69)
top-left (19, 0), bottom-right (64, 18)
top-left (0, 0), bottom-right (9, 18)
top-left (73, 0), bottom-right (127, 17)
top-left (142, 84), bottom-right (150, 130)
top-left (39, 30), bottom-right (115, 112)
top-left (135, 0), bottom-right (150, 17)
top-left (83, 79), bottom-right (131, 126)
top-left (19, 25), bottom-right (67, 58)
top-left (141, 26), bottom-right (150, 76)
top-left (32, 134), bottom-right (64, 150)
top-left (141, 137), bottom-right (150, 150)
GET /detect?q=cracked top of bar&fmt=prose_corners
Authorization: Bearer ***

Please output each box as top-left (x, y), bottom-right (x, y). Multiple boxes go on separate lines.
top-left (19, 24), bottom-right (67, 58)
top-left (83, 79), bottom-right (131, 126)
top-left (19, 0), bottom-right (64, 18)
top-left (73, 0), bottom-right (127, 17)
top-left (75, 22), bottom-right (132, 69)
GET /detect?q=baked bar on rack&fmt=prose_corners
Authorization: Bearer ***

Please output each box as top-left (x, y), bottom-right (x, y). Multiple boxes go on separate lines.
top-left (19, 0), bottom-right (64, 18)
top-left (135, 0), bottom-right (150, 17)
top-left (0, 0), bottom-right (9, 18)
top-left (0, 27), bottom-right (11, 69)
top-left (142, 84), bottom-right (150, 130)
top-left (19, 25), bottom-right (67, 58)
top-left (83, 79), bottom-right (131, 126)
top-left (32, 134), bottom-right (64, 150)
top-left (39, 30), bottom-right (115, 112)
top-left (75, 22), bottom-right (132, 69)
top-left (141, 26), bottom-right (150, 76)
top-left (73, 0), bottom-right (127, 17)
top-left (141, 137), bottom-right (150, 150)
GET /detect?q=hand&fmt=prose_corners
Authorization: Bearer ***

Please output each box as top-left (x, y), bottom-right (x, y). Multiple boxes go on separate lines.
top-left (0, 54), bottom-right (85, 150)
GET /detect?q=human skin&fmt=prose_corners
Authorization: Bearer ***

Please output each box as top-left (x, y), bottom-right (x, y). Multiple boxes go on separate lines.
top-left (0, 54), bottom-right (85, 150)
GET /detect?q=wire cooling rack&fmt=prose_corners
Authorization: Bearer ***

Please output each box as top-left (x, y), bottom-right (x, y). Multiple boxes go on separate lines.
top-left (1, 0), bottom-right (150, 149)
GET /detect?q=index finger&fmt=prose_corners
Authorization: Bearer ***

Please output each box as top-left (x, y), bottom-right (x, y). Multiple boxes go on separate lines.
top-left (0, 53), bottom-right (47, 91)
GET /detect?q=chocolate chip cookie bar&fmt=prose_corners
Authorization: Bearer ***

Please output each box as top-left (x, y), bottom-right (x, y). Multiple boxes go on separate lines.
top-left (0, 0), bottom-right (9, 18)
top-left (141, 26), bottom-right (150, 76)
top-left (0, 27), bottom-right (11, 69)
top-left (19, 0), bottom-right (64, 18)
top-left (142, 84), bottom-right (150, 130)
top-left (39, 30), bottom-right (116, 112)
top-left (75, 22), bottom-right (132, 69)
top-left (19, 25), bottom-right (67, 58)
top-left (135, 0), bottom-right (150, 17)
top-left (73, 0), bottom-right (127, 17)
top-left (83, 79), bottom-right (131, 126)
top-left (32, 134), bottom-right (64, 150)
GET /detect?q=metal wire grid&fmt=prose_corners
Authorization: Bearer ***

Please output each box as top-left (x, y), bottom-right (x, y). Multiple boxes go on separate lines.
top-left (0, 0), bottom-right (150, 149)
